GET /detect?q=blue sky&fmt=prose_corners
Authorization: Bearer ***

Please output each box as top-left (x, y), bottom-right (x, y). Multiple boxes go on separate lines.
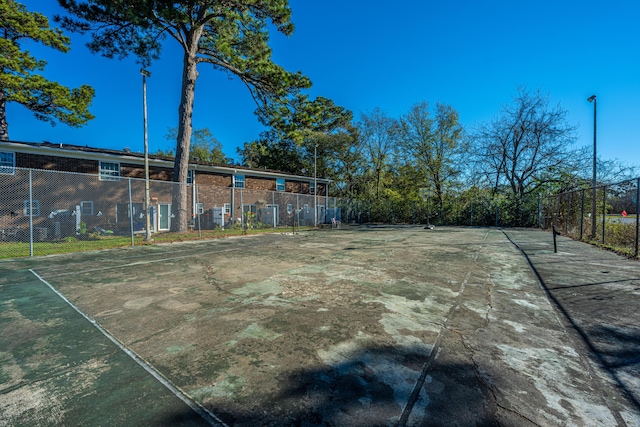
top-left (8, 1), bottom-right (640, 169)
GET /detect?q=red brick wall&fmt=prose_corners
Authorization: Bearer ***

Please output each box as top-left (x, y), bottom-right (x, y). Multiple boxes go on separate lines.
top-left (13, 152), bottom-right (327, 194)
top-left (193, 171), bottom-right (232, 187)
top-left (16, 153), bottom-right (98, 174)
top-left (121, 164), bottom-right (172, 180)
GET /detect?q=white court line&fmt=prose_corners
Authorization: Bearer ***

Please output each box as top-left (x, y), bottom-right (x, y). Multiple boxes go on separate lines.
top-left (581, 261), bottom-right (640, 272)
top-left (29, 269), bottom-right (228, 427)
top-left (397, 229), bottom-right (490, 426)
top-left (41, 246), bottom-right (247, 278)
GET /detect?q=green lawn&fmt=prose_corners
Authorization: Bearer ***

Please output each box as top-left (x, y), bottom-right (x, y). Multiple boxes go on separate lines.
top-left (0, 226), bottom-right (311, 259)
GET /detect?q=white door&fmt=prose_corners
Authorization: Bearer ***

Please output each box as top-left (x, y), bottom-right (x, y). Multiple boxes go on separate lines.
top-left (266, 204), bottom-right (279, 227)
top-left (159, 204), bottom-right (171, 231)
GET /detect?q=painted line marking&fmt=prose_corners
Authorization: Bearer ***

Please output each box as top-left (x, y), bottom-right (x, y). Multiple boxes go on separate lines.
top-left (40, 246), bottom-right (248, 278)
top-left (397, 229), bottom-right (489, 426)
top-left (29, 268), bottom-right (228, 427)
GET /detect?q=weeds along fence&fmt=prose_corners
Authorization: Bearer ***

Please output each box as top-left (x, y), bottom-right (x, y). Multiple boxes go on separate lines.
top-left (351, 192), bottom-right (542, 228)
top-left (541, 178), bottom-right (640, 257)
top-left (0, 168), bottom-right (344, 259)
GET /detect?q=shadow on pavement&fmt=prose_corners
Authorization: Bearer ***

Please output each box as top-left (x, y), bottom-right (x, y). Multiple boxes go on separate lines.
top-left (201, 345), bottom-right (488, 427)
top-left (503, 230), bottom-right (640, 415)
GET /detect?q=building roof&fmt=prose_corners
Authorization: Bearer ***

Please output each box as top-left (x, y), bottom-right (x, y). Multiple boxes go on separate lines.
top-left (1, 139), bottom-right (329, 183)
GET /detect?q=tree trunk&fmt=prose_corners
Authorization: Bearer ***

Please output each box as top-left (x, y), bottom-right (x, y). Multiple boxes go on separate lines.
top-left (0, 92), bottom-right (8, 141)
top-left (172, 31), bottom-right (201, 232)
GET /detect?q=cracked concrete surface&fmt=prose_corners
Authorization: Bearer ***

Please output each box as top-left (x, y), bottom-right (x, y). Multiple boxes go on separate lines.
top-left (413, 229), bottom-right (639, 426)
top-left (410, 229), bottom-right (640, 426)
top-left (1, 226), bottom-right (639, 426)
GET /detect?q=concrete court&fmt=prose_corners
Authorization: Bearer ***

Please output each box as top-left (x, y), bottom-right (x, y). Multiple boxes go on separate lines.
top-left (0, 226), bottom-right (639, 426)
top-left (500, 229), bottom-right (640, 426)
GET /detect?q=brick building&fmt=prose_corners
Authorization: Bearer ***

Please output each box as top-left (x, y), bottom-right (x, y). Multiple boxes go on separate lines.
top-left (0, 140), bottom-right (333, 238)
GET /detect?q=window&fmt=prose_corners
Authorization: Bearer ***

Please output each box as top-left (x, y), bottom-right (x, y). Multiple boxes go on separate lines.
top-left (242, 204), bottom-right (257, 215)
top-left (224, 203), bottom-right (231, 214)
top-left (0, 151), bottom-right (15, 175)
top-left (310, 181), bottom-right (315, 194)
top-left (276, 178), bottom-right (285, 191)
top-left (80, 201), bottom-right (94, 216)
top-left (99, 161), bottom-right (120, 181)
top-left (234, 174), bottom-right (245, 188)
top-left (187, 170), bottom-right (194, 185)
top-left (23, 200), bottom-right (40, 216)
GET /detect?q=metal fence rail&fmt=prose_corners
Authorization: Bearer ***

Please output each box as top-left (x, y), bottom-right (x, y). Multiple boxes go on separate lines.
top-left (541, 178), bottom-right (640, 257)
top-left (0, 168), bottom-right (343, 258)
top-left (6, 168), bottom-right (637, 259)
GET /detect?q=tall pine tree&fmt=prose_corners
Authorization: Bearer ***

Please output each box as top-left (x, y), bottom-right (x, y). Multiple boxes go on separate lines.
top-left (0, 0), bottom-right (94, 140)
top-left (57, 0), bottom-right (310, 231)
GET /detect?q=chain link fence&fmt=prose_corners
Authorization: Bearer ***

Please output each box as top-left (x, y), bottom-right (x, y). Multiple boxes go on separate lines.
top-left (541, 178), bottom-right (640, 257)
top-left (0, 168), bottom-right (344, 259)
top-left (7, 168), bottom-right (636, 259)
top-left (351, 192), bottom-right (542, 228)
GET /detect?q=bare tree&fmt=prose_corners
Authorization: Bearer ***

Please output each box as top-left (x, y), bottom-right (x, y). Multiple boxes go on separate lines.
top-left (357, 108), bottom-right (398, 199)
top-left (473, 88), bottom-right (578, 202)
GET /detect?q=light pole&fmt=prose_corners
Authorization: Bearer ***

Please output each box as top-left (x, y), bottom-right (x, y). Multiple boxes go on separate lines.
top-left (587, 94), bottom-right (597, 239)
top-left (141, 68), bottom-right (152, 242)
top-left (314, 143), bottom-right (317, 227)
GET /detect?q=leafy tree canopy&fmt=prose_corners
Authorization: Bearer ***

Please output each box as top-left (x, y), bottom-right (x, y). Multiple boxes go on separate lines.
top-left (56, 0), bottom-right (310, 105)
top-left (257, 94), bottom-right (353, 143)
top-left (0, 0), bottom-right (94, 140)
top-left (240, 95), bottom-right (353, 175)
top-left (157, 127), bottom-right (232, 165)
top-left (398, 101), bottom-right (466, 209)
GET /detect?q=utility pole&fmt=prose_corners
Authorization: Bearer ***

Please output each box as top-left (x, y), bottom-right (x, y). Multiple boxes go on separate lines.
top-left (588, 95), bottom-right (597, 239)
top-left (142, 69), bottom-right (153, 242)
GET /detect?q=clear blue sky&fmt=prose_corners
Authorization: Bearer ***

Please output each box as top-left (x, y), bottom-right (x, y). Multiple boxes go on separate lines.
top-left (8, 0), bottom-right (640, 169)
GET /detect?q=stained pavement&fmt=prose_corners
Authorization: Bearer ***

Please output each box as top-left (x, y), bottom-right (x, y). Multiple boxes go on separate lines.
top-left (1, 227), bottom-right (639, 426)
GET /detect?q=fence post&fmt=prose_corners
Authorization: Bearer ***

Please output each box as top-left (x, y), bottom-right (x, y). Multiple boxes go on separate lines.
top-left (580, 189), bottom-right (584, 241)
top-left (566, 192), bottom-right (571, 234)
top-left (29, 169), bottom-right (34, 257)
top-left (556, 194), bottom-right (561, 229)
top-left (240, 188), bottom-right (244, 234)
top-left (602, 186), bottom-right (606, 245)
top-left (547, 193), bottom-right (551, 229)
top-left (196, 184), bottom-right (202, 238)
top-left (128, 178), bottom-right (135, 247)
top-left (271, 191), bottom-right (278, 230)
top-left (537, 193), bottom-right (541, 228)
top-left (391, 200), bottom-right (394, 224)
top-left (635, 178), bottom-right (639, 257)
top-left (413, 201), bottom-right (416, 224)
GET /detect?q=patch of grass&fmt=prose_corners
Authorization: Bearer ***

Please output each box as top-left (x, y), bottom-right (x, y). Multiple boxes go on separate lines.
top-left (561, 219), bottom-right (638, 259)
top-left (0, 226), bottom-right (314, 259)
top-left (0, 237), bottom-right (135, 259)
